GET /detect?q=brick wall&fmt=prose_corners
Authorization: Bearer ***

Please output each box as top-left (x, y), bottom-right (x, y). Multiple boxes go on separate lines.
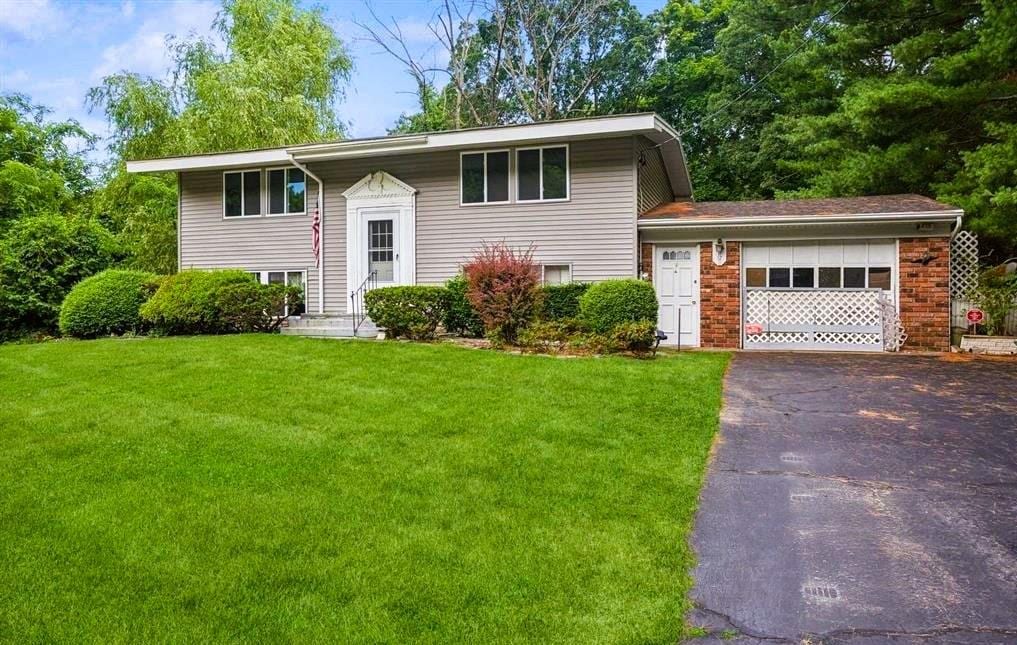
top-left (699, 242), bottom-right (741, 348)
top-left (898, 237), bottom-right (951, 351)
top-left (640, 242), bottom-right (653, 280)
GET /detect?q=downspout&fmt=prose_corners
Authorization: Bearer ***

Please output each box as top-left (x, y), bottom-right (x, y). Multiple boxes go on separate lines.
top-left (288, 155), bottom-right (325, 314)
top-left (950, 215), bottom-right (963, 239)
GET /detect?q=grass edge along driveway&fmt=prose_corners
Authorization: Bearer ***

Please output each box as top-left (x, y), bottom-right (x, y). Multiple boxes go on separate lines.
top-left (0, 335), bottom-right (728, 643)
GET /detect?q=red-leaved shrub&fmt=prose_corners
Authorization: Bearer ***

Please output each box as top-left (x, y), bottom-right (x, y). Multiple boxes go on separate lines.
top-left (464, 242), bottom-right (541, 343)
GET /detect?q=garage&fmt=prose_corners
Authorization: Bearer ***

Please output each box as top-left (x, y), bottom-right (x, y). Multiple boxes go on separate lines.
top-left (741, 240), bottom-right (896, 351)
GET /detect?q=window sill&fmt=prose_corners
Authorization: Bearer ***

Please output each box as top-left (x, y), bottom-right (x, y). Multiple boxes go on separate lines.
top-left (516, 197), bottom-right (571, 204)
top-left (266, 212), bottom-right (307, 217)
top-left (459, 200), bottom-right (513, 208)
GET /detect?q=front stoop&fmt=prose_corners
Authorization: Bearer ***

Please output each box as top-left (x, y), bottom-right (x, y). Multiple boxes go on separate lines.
top-left (281, 314), bottom-right (380, 339)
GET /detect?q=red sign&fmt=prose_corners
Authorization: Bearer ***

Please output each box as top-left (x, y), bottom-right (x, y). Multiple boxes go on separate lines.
top-left (745, 323), bottom-right (764, 335)
top-left (966, 308), bottom-right (985, 324)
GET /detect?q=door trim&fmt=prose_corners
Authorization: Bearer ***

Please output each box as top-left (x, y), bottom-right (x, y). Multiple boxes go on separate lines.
top-left (654, 244), bottom-right (701, 347)
top-left (343, 171), bottom-right (417, 313)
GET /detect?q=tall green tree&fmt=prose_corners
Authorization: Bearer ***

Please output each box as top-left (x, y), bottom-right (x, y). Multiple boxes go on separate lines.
top-left (88, 0), bottom-right (353, 272)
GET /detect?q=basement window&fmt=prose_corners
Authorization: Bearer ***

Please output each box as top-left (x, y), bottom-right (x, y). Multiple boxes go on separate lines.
top-left (542, 264), bottom-right (572, 285)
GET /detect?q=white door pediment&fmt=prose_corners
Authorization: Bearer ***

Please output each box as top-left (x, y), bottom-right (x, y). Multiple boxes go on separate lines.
top-left (342, 171), bottom-right (417, 200)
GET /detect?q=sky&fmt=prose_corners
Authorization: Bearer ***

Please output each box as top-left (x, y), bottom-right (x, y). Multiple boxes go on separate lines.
top-left (0, 0), bottom-right (664, 161)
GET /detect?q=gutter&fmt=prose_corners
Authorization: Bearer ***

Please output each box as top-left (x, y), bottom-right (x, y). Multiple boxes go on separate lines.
top-left (287, 155), bottom-right (325, 314)
top-left (637, 210), bottom-right (965, 228)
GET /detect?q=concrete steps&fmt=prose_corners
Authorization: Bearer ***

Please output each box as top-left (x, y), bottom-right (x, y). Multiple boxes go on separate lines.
top-left (281, 314), bottom-right (380, 339)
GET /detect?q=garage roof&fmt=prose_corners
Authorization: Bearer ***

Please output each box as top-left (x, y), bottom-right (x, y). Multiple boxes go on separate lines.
top-left (641, 194), bottom-right (960, 224)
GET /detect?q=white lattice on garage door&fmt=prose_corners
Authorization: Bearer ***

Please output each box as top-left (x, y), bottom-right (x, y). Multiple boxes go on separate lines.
top-left (744, 289), bottom-right (885, 351)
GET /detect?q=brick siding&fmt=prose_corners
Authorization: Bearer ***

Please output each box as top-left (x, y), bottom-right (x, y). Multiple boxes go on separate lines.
top-left (699, 242), bottom-right (741, 348)
top-left (898, 237), bottom-right (951, 351)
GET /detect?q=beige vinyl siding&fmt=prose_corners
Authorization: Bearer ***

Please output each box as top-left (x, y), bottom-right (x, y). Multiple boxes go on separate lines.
top-left (637, 140), bottom-right (673, 214)
top-left (178, 170), bottom-right (321, 307)
top-left (309, 136), bottom-right (637, 311)
top-left (178, 136), bottom-right (638, 314)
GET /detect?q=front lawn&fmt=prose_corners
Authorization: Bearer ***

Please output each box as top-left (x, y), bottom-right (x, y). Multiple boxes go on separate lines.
top-left (0, 336), bottom-right (727, 643)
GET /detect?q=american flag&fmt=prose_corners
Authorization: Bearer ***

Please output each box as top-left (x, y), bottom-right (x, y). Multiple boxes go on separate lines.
top-left (311, 204), bottom-right (321, 268)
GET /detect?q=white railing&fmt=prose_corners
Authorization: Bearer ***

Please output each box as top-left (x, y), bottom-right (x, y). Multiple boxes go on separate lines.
top-left (744, 288), bottom-right (885, 351)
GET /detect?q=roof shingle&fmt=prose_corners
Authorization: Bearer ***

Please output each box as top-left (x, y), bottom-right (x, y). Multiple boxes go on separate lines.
top-left (641, 194), bottom-right (958, 221)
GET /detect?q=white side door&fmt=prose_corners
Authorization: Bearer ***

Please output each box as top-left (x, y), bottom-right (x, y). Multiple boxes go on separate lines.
top-left (655, 246), bottom-right (700, 347)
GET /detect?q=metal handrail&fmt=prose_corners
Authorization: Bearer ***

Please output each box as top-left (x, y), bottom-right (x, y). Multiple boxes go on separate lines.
top-left (350, 270), bottom-right (378, 334)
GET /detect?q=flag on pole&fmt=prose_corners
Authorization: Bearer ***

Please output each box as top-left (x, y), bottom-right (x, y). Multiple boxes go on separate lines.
top-left (311, 204), bottom-right (321, 268)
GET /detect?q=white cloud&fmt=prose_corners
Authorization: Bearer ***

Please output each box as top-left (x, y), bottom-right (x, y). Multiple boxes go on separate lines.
top-left (121, 1), bottom-right (135, 19)
top-left (0, 0), bottom-right (65, 41)
top-left (90, 0), bottom-right (220, 81)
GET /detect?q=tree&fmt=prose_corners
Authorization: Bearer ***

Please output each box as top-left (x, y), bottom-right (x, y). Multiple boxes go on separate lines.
top-left (87, 0), bottom-right (354, 272)
top-left (0, 94), bottom-right (94, 229)
top-left (364, 0), bottom-right (654, 133)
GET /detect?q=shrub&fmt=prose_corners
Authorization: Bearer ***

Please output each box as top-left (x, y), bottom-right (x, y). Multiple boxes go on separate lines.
top-left (58, 269), bottom-right (158, 338)
top-left (579, 279), bottom-right (658, 334)
top-left (443, 273), bottom-right (484, 337)
top-left (365, 285), bottom-right (449, 340)
top-left (610, 320), bottom-right (658, 353)
top-left (517, 318), bottom-right (589, 354)
top-left (140, 269), bottom-right (297, 335)
top-left (538, 282), bottom-right (589, 321)
top-left (973, 268), bottom-right (1017, 336)
top-left (464, 242), bottom-right (542, 343)
top-left (0, 214), bottom-right (119, 340)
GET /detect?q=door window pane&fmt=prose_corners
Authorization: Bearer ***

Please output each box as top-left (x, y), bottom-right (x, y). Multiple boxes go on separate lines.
top-left (844, 267), bottom-right (866, 288)
top-left (745, 268), bottom-right (766, 287)
top-left (243, 171), bottom-right (261, 216)
top-left (268, 169), bottom-right (286, 214)
top-left (461, 153), bottom-right (485, 203)
top-left (517, 149), bottom-right (540, 201)
top-left (287, 169), bottom-right (305, 213)
top-left (368, 219), bottom-right (394, 282)
top-left (224, 172), bottom-right (242, 217)
top-left (486, 151), bottom-right (508, 202)
top-left (768, 267), bottom-right (790, 288)
top-left (542, 147), bottom-right (567, 199)
top-left (793, 267), bottom-right (815, 288)
top-left (819, 267), bottom-right (841, 288)
top-left (868, 267), bottom-right (891, 290)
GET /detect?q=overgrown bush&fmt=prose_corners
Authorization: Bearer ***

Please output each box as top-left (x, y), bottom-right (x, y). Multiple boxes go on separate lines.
top-left (973, 268), bottom-right (1017, 336)
top-left (140, 269), bottom-right (298, 335)
top-left (517, 318), bottom-right (589, 353)
top-left (579, 279), bottom-right (658, 334)
top-left (365, 285), bottom-right (449, 340)
top-left (610, 320), bottom-right (658, 353)
top-left (538, 282), bottom-right (589, 321)
top-left (58, 269), bottom-right (157, 338)
top-left (0, 214), bottom-right (120, 340)
top-left (443, 273), bottom-right (484, 337)
top-left (464, 242), bottom-right (542, 344)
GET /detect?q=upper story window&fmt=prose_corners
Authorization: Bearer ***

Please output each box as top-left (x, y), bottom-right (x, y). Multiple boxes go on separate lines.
top-left (517, 145), bottom-right (568, 201)
top-left (461, 150), bottom-right (509, 204)
top-left (268, 168), bottom-right (305, 215)
top-left (224, 170), bottom-right (262, 217)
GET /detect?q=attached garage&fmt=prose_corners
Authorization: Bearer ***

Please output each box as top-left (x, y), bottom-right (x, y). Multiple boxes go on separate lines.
top-left (638, 194), bottom-right (962, 352)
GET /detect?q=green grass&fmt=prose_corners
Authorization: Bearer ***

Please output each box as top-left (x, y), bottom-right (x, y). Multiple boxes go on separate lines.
top-left (0, 336), bottom-right (728, 643)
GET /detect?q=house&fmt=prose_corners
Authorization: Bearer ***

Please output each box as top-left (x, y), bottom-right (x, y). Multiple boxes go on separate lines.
top-left (126, 113), bottom-right (961, 352)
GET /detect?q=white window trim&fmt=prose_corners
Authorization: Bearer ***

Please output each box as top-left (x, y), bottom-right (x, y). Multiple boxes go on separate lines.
top-left (222, 168), bottom-right (264, 219)
top-left (251, 269), bottom-right (307, 317)
top-left (459, 149), bottom-right (512, 206)
top-left (541, 263), bottom-right (574, 284)
top-left (516, 144), bottom-right (570, 203)
top-left (264, 166), bottom-right (307, 217)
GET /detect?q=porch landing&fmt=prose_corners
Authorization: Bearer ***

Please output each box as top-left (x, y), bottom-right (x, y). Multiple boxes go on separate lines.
top-left (281, 314), bottom-right (380, 339)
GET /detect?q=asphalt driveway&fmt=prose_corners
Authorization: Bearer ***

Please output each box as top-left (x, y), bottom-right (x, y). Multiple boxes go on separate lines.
top-left (689, 353), bottom-right (1017, 644)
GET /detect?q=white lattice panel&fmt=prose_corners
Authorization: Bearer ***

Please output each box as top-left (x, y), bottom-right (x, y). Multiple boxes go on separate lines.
top-left (745, 289), bottom-right (885, 351)
top-left (950, 230), bottom-right (979, 299)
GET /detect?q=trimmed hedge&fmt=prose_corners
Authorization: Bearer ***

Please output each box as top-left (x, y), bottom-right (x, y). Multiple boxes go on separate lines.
top-left (58, 269), bottom-right (157, 338)
top-left (579, 279), bottom-right (658, 334)
top-left (538, 282), bottom-right (589, 321)
top-left (443, 274), bottom-right (484, 337)
top-left (365, 285), bottom-right (449, 340)
top-left (138, 269), bottom-right (303, 335)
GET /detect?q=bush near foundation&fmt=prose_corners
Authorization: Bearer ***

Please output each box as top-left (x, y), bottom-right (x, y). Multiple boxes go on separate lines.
top-left (59, 269), bottom-right (157, 338)
top-left (365, 286), bottom-right (449, 340)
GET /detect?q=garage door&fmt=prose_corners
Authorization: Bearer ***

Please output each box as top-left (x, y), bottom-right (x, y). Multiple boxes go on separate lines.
top-left (742, 241), bottom-right (896, 351)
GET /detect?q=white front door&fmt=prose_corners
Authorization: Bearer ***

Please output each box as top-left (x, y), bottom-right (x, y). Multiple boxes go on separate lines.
top-left (655, 246), bottom-right (700, 346)
top-left (362, 209), bottom-right (399, 287)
